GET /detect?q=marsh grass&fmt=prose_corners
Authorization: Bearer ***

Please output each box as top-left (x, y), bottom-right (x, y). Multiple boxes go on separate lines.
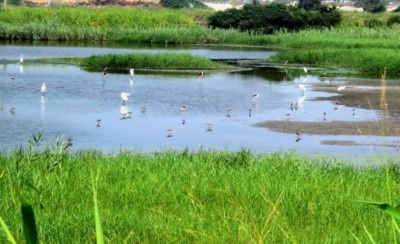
top-left (1, 138), bottom-right (400, 242)
top-left (81, 53), bottom-right (229, 72)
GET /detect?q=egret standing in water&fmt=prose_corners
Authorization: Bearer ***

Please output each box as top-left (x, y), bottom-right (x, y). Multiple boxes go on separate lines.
top-left (303, 67), bottom-right (308, 74)
top-left (298, 84), bottom-right (306, 95)
top-left (41, 82), bottom-right (46, 97)
top-left (120, 92), bottom-right (130, 105)
top-left (130, 68), bottom-right (134, 78)
top-left (19, 54), bottom-right (24, 64)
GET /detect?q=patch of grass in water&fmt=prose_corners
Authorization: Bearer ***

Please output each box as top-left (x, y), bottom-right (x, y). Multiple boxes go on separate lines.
top-left (81, 53), bottom-right (231, 72)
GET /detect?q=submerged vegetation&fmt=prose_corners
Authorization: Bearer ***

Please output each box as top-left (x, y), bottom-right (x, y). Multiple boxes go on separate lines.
top-left (0, 135), bottom-right (400, 242)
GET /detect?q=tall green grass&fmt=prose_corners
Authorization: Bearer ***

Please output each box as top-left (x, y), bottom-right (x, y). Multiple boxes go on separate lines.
top-left (0, 135), bottom-right (400, 242)
top-left (81, 53), bottom-right (229, 71)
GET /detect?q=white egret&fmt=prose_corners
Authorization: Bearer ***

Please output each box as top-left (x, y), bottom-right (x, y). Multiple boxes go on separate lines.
top-left (41, 82), bottom-right (46, 97)
top-left (303, 67), bottom-right (307, 74)
top-left (198, 71), bottom-right (204, 77)
top-left (120, 92), bottom-right (130, 105)
top-left (130, 68), bottom-right (134, 78)
top-left (20, 54), bottom-right (23, 64)
top-left (337, 85), bottom-right (346, 92)
top-left (298, 84), bottom-right (307, 94)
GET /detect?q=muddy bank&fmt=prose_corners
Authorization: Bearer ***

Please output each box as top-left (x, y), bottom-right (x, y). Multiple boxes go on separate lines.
top-left (255, 120), bottom-right (400, 136)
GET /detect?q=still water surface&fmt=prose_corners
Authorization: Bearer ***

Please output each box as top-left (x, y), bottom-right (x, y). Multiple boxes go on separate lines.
top-left (0, 43), bottom-right (398, 159)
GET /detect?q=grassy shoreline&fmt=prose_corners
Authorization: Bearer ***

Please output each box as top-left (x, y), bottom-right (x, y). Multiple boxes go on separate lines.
top-left (1, 7), bottom-right (400, 76)
top-left (1, 144), bottom-right (399, 242)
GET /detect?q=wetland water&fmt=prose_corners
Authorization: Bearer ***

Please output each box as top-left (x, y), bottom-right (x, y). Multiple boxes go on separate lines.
top-left (0, 43), bottom-right (399, 158)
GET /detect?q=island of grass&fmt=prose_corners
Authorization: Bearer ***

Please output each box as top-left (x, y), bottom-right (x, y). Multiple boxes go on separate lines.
top-left (81, 53), bottom-right (233, 74)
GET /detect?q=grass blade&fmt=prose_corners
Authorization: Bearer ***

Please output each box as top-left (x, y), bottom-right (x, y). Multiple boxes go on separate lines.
top-left (0, 217), bottom-right (17, 244)
top-left (20, 198), bottom-right (38, 244)
top-left (92, 174), bottom-right (104, 244)
top-left (359, 200), bottom-right (400, 220)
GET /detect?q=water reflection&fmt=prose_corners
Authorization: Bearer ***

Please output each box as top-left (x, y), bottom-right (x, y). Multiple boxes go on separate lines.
top-left (0, 45), bottom-right (398, 158)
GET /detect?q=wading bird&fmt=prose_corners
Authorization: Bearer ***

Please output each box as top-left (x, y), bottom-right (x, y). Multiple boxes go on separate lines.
top-left (167, 129), bottom-right (173, 138)
top-left (41, 82), bottom-right (46, 97)
top-left (120, 92), bottom-right (130, 105)
top-left (96, 119), bottom-right (101, 127)
top-left (303, 67), bottom-right (307, 74)
top-left (20, 54), bottom-right (23, 64)
top-left (206, 123), bottom-right (213, 132)
top-left (130, 68), bottom-right (134, 78)
top-left (296, 131), bottom-right (301, 142)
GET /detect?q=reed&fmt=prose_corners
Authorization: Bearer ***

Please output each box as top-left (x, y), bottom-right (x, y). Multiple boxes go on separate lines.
top-left (0, 135), bottom-right (399, 242)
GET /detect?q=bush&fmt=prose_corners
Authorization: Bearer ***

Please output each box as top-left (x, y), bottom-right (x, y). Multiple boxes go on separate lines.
top-left (387, 15), bottom-right (400, 26)
top-left (364, 18), bottom-right (384, 28)
top-left (208, 3), bottom-right (341, 34)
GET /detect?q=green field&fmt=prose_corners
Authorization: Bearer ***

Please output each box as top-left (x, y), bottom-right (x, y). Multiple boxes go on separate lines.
top-left (0, 135), bottom-right (399, 242)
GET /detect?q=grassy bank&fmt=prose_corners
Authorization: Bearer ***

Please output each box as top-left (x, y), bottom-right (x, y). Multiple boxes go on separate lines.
top-left (0, 137), bottom-right (399, 242)
top-left (2, 6), bottom-right (400, 76)
top-left (266, 28), bottom-right (400, 76)
top-left (80, 53), bottom-right (230, 72)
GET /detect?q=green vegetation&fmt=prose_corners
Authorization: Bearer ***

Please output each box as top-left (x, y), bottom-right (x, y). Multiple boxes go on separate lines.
top-left (1, 7), bottom-right (400, 75)
top-left (208, 4), bottom-right (341, 34)
top-left (81, 53), bottom-right (229, 72)
top-left (265, 27), bottom-right (400, 76)
top-left (0, 135), bottom-right (400, 242)
top-left (0, 6), bottom-right (212, 41)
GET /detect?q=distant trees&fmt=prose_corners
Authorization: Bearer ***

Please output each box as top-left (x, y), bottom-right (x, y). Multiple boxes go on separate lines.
top-left (160, 0), bottom-right (207, 8)
top-left (355, 0), bottom-right (386, 12)
top-left (208, 3), bottom-right (341, 34)
top-left (298, 0), bottom-right (321, 10)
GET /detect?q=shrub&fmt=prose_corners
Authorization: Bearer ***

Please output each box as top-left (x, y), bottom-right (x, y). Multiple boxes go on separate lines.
top-left (208, 3), bottom-right (341, 34)
top-left (387, 15), bottom-right (400, 26)
top-left (364, 18), bottom-right (384, 28)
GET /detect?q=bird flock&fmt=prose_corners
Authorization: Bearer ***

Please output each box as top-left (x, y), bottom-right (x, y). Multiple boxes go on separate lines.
top-left (2, 57), bottom-right (358, 145)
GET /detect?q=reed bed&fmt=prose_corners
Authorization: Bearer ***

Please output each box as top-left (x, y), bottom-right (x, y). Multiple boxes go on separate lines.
top-left (81, 53), bottom-right (229, 71)
top-left (0, 135), bottom-right (399, 242)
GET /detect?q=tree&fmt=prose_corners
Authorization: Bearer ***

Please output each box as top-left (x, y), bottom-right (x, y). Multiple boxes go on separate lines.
top-left (298, 0), bottom-right (321, 11)
top-left (355, 0), bottom-right (386, 12)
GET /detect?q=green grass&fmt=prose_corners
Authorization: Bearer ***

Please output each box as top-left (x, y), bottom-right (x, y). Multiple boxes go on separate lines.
top-left (81, 53), bottom-right (230, 72)
top-left (0, 135), bottom-right (400, 242)
top-left (265, 27), bottom-right (400, 76)
top-left (3, 6), bottom-right (400, 76)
